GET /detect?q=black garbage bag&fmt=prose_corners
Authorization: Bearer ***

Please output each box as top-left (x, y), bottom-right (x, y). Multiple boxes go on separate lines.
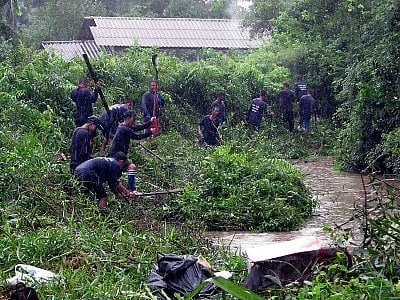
top-left (148, 253), bottom-right (216, 299)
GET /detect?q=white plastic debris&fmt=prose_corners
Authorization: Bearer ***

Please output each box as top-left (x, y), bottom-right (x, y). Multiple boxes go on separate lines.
top-left (214, 270), bottom-right (233, 279)
top-left (6, 264), bottom-right (61, 286)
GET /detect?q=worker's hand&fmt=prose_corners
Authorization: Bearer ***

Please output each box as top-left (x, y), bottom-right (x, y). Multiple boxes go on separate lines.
top-left (94, 82), bottom-right (101, 91)
top-left (126, 191), bottom-right (137, 199)
top-left (150, 117), bottom-right (156, 123)
top-left (150, 127), bottom-right (159, 136)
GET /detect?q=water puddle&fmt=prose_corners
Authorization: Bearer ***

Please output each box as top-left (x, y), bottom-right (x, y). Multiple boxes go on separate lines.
top-left (205, 156), bottom-right (368, 253)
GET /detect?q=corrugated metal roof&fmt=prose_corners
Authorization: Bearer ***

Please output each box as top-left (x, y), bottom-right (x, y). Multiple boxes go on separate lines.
top-left (80, 17), bottom-right (262, 49)
top-left (41, 40), bottom-right (112, 60)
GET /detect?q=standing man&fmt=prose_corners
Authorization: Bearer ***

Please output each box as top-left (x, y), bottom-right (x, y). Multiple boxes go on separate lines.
top-left (278, 82), bottom-right (295, 132)
top-left (71, 77), bottom-right (100, 127)
top-left (74, 152), bottom-right (136, 209)
top-left (70, 115), bottom-right (103, 173)
top-left (99, 99), bottom-right (133, 152)
top-left (299, 88), bottom-right (316, 138)
top-left (198, 106), bottom-right (222, 146)
top-left (141, 80), bottom-right (165, 134)
top-left (211, 91), bottom-right (229, 124)
top-left (294, 75), bottom-right (307, 102)
top-left (247, 90), bottom-right (267, 132)
top-left (108, 110), bottom-right (157, 192)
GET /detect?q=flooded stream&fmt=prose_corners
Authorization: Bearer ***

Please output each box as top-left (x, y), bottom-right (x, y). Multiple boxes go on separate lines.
top-left (205, 156), bottom-right (367, 253)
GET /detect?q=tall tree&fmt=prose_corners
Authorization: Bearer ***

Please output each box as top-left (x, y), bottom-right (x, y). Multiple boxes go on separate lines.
top-left (19, 0), bottom-right (106, 47)
top-left (0, 0), bottom-right (21, 40)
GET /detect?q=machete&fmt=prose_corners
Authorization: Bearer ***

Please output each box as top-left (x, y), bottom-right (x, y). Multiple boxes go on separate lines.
top-left (82, 53), bottom-right (111, 118)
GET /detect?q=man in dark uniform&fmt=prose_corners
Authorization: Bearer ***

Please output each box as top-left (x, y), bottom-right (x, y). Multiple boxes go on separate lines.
top-left (70, 77), bottom-right (100, 127)
top-left (247, 90), bottom-right (267, 131)
top-left (74, 151), bottom-right (136, 209)
top-left (141, 80), bottom-right (165, 121)
top-left (108, 110), bottom-right (156, 192)
top-left (299, 88), bottom-right (316, 138)
top-left (294, 75), bottom-right (307, 102)
top-left (141, 80), bottom-right (165, 136)
top-left (278, 82), bottom-right (295, 132)
top-left (70, 115), bottom-right (103, 173)
top-left (99, 99), bottom-right (133, 152)
top-left (211, 91), bottom-right (228, 124)
top-left (198, 106), bottom-right (221, 146)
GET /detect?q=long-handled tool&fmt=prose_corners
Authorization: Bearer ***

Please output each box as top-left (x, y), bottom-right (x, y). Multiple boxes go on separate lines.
top-left (152, 54), bottom-right (159, 81)
top-left (136, 141), bottom-right (173, 167)
top-left (121, 188), bottom-right (183, 205)
top-left (150, 54), bottom-right (161, 134)
top-left (82, 53), bottom-right (111, 118)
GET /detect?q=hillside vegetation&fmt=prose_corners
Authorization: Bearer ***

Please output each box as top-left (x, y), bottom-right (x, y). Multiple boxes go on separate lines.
top-left (0, 0), bottom-right (399, 298)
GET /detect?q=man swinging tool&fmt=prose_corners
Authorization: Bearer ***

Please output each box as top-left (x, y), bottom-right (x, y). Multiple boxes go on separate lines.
top-left (141, 55), bottom-right (165, 135)
top-left (70, 77), bottom-right (100, 127)
top-left (141, 80), bottom-right (165, 135)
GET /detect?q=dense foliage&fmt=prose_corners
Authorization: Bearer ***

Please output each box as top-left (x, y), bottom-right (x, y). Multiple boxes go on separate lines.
top-left (0, 0), bottom-right (399, 298)
top-left (245, 0), bottom-right (400, 174)
top-left (0, 43), bottom-right (325, 298)
top-left (165, 146), bottom-right (314, 231)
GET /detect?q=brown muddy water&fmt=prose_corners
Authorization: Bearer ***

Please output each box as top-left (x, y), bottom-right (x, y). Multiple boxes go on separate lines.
top-left (205, 156), bottom-right (369, 254)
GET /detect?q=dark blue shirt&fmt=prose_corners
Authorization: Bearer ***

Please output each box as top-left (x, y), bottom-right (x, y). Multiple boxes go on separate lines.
top-left (294, 81), bottom-right (307, 101)
top-left (70, 127), bottom-right (92, 171)
top-left (248, 98), bottom-right (266, 126)
top-left (299, 95), bottom-right (316, 120)
top-left (279, 90), bottom-right (295, 112)
top-left (199, 115), bottom-right (221, 146)
top-left (74, 157), bottom-right (122, 190)
top-left (141, 91), bottom-right (165, 120)
top-left (108, 122), bottom-right (152, 157)
top-left (70, 87), bottom-right (98, 124)
top-left (100, 104), bottom-right (129, 136)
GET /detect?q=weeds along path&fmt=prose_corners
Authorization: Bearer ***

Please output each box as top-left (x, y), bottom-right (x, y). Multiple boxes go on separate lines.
top-left (205, 156), bottom-right (368, 253)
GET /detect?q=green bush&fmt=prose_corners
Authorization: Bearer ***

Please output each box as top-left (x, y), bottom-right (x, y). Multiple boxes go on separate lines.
top-left (164, 145), bottom-right (315, 231)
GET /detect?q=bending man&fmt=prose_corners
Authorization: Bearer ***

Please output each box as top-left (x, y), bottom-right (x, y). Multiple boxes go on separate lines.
top-left (74, 151), bottom-right (136, 209)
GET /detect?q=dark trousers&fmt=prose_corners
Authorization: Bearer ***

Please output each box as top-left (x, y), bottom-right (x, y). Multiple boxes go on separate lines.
top-left (283, 111), bottom-right (294, 132)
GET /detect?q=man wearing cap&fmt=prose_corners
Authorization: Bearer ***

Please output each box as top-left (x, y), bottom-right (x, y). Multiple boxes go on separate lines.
top-left (108, 110), bottom-right (157, 191)
top-left (247, 90), bottom-right (268, 131)
top-left (70, 77), bottom-right (100, 127)
top-left (211, 91), bottom-right (229, 124)
top-left (99, 99), bottom-right (133, 152)
top-left (74, 151), bottom-right (136, 209)
top-left (70, 115), bottom-right (103, 173)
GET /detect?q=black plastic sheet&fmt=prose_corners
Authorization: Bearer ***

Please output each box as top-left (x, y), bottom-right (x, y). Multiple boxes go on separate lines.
top-left (148, 253), bottom-right (216, 299)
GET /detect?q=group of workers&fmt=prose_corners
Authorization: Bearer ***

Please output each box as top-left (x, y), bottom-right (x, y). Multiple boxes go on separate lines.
top-left (70, 75), bottom-right (315, 210)
top-left (198, 76), bottom-right (317, 146)
top-left (70, 78), bottom-right (163, 210)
